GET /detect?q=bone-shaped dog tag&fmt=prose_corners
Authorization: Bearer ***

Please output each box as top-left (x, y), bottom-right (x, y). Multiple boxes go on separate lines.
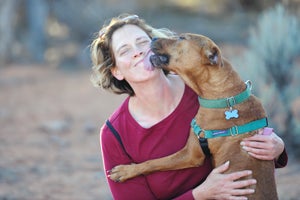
top-left (225, 109), bottom-right (239, 120)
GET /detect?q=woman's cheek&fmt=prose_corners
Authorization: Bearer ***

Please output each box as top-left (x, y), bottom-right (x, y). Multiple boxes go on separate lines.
top-left (115, 57), bottom-right (131, 70)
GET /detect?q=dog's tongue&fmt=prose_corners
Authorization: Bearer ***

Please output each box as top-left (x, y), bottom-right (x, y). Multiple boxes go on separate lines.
top-left (144, 59), bottom-right (155, 71)
top-left (143, 52), bottom-right (155, 71)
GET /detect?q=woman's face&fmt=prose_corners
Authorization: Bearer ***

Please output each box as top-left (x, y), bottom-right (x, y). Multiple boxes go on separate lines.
top-left (111, 24), bottom-right (159, 83)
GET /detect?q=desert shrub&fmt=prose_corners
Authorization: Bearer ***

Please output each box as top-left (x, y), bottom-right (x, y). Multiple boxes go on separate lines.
top-left (248, 4), bottom-right (300, 92)
top-left (235, 4), bottom-right (300, 156)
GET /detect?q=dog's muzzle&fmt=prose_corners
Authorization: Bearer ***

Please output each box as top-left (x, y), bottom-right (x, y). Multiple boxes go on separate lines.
top-left (150, 54), bottom-right (169, 68)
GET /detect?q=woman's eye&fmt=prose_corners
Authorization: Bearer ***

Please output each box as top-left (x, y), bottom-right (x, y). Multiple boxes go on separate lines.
top-left (119, 48), bottom-right (130, 56)
top-left (139, 40), bottom-right (150, 45)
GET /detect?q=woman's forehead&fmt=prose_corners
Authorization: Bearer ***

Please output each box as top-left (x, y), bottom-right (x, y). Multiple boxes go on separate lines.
top-left (112, 24), bottom-right (149, 50)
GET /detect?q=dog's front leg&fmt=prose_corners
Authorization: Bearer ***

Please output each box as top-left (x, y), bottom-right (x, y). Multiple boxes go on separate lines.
top-left (109, 130), bottom-right (206, 182)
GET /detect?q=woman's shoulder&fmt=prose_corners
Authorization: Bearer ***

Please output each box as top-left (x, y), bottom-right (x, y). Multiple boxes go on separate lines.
top-left (100, 97), bottom-right (130, 141)
top-left (108, 96), bottom-right (130, 124)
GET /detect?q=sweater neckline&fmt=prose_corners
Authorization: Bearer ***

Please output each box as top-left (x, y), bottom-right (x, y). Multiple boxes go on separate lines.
top-left (125, 85), bottom-right (188, 131)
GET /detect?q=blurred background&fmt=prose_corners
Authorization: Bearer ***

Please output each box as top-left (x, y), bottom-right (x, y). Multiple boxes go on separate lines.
top-left (0, 0), bottom-right (300, 199)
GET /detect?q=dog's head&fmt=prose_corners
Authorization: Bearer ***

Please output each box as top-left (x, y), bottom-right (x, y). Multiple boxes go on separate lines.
top-left (150, 33), bottom-right (224, 86)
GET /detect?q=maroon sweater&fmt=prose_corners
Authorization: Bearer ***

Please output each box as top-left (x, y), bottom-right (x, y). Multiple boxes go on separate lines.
top-left (100, 85), bottom-right (287, 200)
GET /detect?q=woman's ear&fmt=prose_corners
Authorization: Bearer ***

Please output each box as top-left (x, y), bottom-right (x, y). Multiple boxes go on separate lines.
top-left (111, 67), bottom-right (124, 80)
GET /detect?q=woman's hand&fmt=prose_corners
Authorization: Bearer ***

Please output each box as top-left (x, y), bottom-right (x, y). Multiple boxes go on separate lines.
top-left (192, 161), bottom-right (256, 200)
top-left (240, 128), bottom-right (285, 161)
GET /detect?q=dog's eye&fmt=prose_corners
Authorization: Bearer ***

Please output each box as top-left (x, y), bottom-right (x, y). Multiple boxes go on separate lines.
top-left (179, 36), bottom-right (186, 40)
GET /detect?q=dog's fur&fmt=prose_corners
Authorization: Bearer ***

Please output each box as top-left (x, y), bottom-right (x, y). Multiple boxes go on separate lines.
top-left (109, 33), bottom-right (277, 199)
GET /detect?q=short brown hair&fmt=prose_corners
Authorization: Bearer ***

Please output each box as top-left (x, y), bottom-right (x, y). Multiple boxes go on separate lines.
top-left (90, 13), bottom-right (175, 96)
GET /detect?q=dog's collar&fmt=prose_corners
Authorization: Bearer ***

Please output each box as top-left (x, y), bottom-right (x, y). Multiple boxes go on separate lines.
top-left (198, 80), bottom-right (252, 109)
top-left (191, 117), bottom-right (268, 139)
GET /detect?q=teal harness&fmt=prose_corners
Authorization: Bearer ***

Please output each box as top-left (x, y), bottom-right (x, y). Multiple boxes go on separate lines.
top-left (192, 80), bottom-right (268, 140)
top-left (191, 118), bottom-right (268, 139)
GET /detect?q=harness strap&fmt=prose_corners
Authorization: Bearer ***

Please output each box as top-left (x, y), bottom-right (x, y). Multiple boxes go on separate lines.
top-left (206, 118), bottom-right (268, 138)
top-left (191, 117), bottom-right (268, 139)
top-left (106, 120), bottom-right (132, 160)
top-left (198, 80), bottom-right (252, 109)
top-left (199, 137), bottom-right (211, 156)
top-left (191, 119), bottom-right (211, 156)
top-left (106, 120), bottom-right (124, 147)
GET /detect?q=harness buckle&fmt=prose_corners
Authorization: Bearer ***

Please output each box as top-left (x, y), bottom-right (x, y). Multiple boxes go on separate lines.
top-left (245, 80), bottom-right (253, 91)
top-left (230, 126), bottom-right (239, 136)
top-left (226, 96), bottom-right (236, 108)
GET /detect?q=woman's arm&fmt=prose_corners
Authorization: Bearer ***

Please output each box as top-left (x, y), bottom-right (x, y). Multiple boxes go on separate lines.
top-left (192, 161), bottom-right (256, 200)
top-left (240, 128), bottom-right (288, 167)
top-left (103, 124), bottom-right (277, 200)
top-left (102, 125), bottom-right (204, 200)
top-left (173, 161), bottom-right (257, 200)
top-left (101, 126), bottom-right (157, 200)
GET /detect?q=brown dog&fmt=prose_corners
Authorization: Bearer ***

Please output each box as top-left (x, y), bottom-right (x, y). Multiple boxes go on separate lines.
top-left (108, 33), bottom-right (277, 199)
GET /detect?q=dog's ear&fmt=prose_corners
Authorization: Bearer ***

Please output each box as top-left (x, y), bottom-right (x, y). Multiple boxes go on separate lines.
top-left (206, 46), bottom-right (223, 67)
top-left (208, 48), bottom-right (218, 65)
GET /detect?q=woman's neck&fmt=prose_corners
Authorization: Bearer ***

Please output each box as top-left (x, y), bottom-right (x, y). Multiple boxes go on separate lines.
top-left (129, 74), bottom-right (184, 128)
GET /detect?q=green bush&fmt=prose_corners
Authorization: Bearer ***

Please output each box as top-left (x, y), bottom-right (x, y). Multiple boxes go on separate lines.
top-left (248, 4), bottom-right (300, 92)
top-left (236, 4), bottom-right (300, 156)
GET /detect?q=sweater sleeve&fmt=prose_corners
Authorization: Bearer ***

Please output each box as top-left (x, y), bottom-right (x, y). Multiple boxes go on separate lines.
top-left (100, 125), bottom-right (157, 200)
top-left (101, 124), bottom-right (202, 200)
top-left (173, 190), bottom-right (194, 200)
top-left (275, 148), bottom-right (288, 168)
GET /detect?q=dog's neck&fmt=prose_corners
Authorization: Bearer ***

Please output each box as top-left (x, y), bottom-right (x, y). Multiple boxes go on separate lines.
top-left (189, 59), bottom-right (246, 100)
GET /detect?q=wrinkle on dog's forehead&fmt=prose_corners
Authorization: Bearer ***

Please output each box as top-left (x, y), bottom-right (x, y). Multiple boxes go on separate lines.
top-left (182, 34), bottom-right (210, 48)
top-left (172, 45), bottom-right (202, 66)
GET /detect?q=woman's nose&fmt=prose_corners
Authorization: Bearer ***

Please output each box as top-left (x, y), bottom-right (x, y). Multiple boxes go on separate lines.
top-left (133, 50), bottom-right (143, 58)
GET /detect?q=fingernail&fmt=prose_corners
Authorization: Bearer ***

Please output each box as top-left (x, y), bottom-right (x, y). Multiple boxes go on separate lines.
top-left (240, 141), bottom-right (245, 146)
top-left (248, 170), bottom-right (252, 175)
top-left (263, 127), bottom-right (273, 135)
top-left (242, 146), bottom-right (248, 151)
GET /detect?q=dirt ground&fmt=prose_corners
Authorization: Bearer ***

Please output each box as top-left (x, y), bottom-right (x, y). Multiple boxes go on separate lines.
top-left (0, 64), bottom-right (299, 200)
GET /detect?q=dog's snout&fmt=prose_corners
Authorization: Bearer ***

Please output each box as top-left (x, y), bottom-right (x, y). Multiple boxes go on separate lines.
top-left (151, 39), bottom-right (159, 52)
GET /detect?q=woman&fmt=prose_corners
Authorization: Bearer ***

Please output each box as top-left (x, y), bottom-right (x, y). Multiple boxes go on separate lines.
top-left (90, 14), bottom-right (287, 200)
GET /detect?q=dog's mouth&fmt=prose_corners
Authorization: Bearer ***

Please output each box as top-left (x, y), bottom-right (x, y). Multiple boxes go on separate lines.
top-left (150, 54), bottom-right (169, 68)
top-left (150, 38), bottom-right (170, 68)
